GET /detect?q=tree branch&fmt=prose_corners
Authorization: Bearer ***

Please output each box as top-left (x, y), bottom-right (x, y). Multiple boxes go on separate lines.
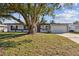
top-left (0, 15), bottom-right (25, 25)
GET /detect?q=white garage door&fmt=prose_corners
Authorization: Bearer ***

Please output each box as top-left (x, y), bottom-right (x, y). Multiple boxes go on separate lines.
top-left (51, 25), bottom-right (68, 33)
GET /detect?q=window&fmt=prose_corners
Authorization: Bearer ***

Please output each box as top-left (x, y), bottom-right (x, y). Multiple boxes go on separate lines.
top-left (24, 26), bottom-right (27, 30)
top-left (16, 26), bottom-right (18, 29)
top-left (45, 25), bottom-right (48, 30)
top-left (11, 25), bottom-right (18, 30)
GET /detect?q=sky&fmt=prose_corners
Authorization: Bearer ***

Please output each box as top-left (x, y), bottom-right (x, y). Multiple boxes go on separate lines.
top-left (53, 4), bottom-right (79, 23)
top-left (3, 3), bottom-right (79, 23)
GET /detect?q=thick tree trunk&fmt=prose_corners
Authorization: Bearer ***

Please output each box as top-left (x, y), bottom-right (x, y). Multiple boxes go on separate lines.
top-left (37, 24), bottom-right (40, 32)
top-left (27, 24), bottom-right (37, 34)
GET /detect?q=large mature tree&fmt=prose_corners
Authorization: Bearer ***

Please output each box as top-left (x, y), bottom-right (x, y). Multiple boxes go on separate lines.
top-left (0, 3), bottom-right (73, 34)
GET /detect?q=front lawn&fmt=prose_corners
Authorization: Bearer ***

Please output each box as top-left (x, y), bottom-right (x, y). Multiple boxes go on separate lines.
top-left (0, 32), bottom-right (79, 56)
top-left (0, 32), bottom-right (25, 39)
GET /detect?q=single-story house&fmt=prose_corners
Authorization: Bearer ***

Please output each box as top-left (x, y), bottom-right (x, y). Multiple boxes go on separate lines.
top-left (40, 23), bottom-right (69, 33)
top-left (0, 22), bottom-right (78, 33)
top-left (74, 23), bottom-right (79, 32)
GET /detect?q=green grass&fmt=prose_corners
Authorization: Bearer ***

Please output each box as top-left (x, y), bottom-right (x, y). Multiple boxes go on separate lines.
top-left (0, 32), bottom-right (25, 39)
top-left (0, 32), bottom-right (79, 56)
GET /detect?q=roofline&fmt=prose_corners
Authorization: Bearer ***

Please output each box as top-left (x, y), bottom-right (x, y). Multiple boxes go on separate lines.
top-left (3, 23), bottom-right (71, 25)
top-left (51, 23), bottom-right (68, 25)
top-left (3, 23), bottom-right (25, 25)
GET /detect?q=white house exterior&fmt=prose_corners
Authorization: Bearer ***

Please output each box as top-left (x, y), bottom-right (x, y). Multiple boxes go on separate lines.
top-left (68, 23), bottom-right (79, 32)
top-left (0, 24), bottom-right (7, 32)
top-left (40, 23), bottom-right (69, 33)
top-left (40, 24), bottom-right (50, 32)
top-left (0, 22), bottom-right (78, 33)
top-left (74, 24), bottom-right (79, 32)
top-left (40, 23), bottom-right (79, 33)
top-left (73, 22), bottom-right (79, 32)
top-left (3, 23), bottom-right (28, 32)
top-left (68, 24), bottom-right (75, 31)
top-left (50, 24), bottom-right (69, 33)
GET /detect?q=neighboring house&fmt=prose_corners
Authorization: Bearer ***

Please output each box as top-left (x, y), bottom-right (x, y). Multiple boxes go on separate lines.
top-left (68, 22), bottom-right (79, 32)
top-left (0, 22), bottom-right (78, 33)
top-left (68, 24), bottom-right (75, 31)
top-left (74, 22), bottom-right (79, 32)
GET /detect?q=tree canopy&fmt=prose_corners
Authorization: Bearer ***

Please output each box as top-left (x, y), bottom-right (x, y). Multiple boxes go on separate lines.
top-left (0, 3), bottom-right (73, 34)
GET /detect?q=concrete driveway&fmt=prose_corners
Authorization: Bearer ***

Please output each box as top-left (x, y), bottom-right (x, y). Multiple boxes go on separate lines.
top-left (57, 33), bottom-right (79, 44)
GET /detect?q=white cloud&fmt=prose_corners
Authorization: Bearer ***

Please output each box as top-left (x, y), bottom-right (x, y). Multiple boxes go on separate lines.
top-left (56, 10), bottom-right (79, 18)
top-left (54, 10), bottom-right (79, 23)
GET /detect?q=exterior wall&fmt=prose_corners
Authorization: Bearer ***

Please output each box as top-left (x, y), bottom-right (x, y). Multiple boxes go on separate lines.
top-left (50, 24), bottom-right (68, 33)
top-left (74, 24), bottom-right (79, 32)
top-left (40, 25), bottom-right (50, 32)
top-left (3, 26), bottom-right (8, 32)
top-left (2, 23), bottom-right (79, 33)
top-left (68, 24), bottom-right (75, 31)
top-left (6, 24), bottom-right (28, 32)
top-left (40, 24), bottom-right (69, 33)
top-left (0, 25), bottom-right (7, 32)
top-left (0, 26), bottom-right (4, 32)
top-left (69, 23), bottom-right (79, 32)
top-left (18, 25), bottom-right (24, 29)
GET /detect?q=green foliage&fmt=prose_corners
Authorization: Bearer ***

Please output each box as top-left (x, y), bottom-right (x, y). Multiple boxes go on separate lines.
top-left (0, 32), bottom-right (25, 39)
top-left (0, 41), bottom-right (17, 47)
top-left (0, 4), bottom-right (61, 24)
top-left (0, 3), bottom-right (74, 34)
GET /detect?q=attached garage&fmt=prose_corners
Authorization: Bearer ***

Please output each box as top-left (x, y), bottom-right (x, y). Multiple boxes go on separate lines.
top-left (50, 24), bottom-right (68, 33)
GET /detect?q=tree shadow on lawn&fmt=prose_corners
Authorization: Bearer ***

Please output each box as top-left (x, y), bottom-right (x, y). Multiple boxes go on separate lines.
top-left (0, 33), bottom-right (26, 39)
top-left (0, 33), bottom-right (32, 55)
top-left (0, 39), bottom-right (32, 55)
top-left (0, 41), bottom-right (17, 48)
top-left (0, 32), bottom-right (32, 47)
top-left (0, 41), bottom-right (17, 55)
top-left (0, 40), bottom-right (32, 48)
